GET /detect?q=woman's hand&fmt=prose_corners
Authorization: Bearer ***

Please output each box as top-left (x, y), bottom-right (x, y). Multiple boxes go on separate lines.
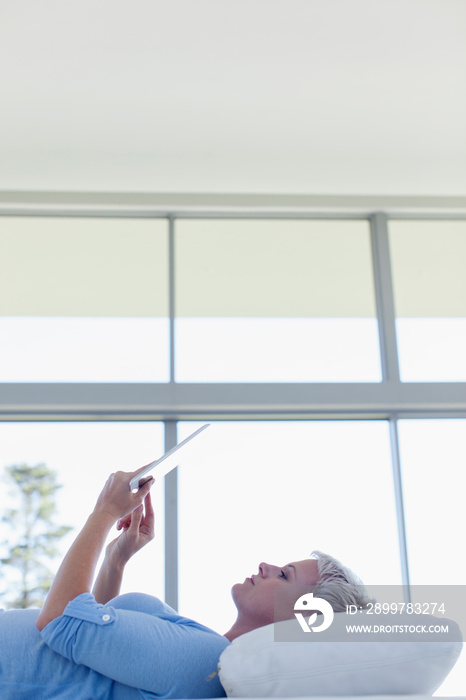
top-left (107, 492), bottom-right (155, 564)
top-left (93, 467), bottom-right (154, 523)
top-left (92, 490), bottom-right (156, 604)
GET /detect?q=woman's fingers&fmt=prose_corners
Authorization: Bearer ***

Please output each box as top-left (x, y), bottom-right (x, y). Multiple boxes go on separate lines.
top-left (130, 461), bottom-right (156, 485)
top-left (134, 476), bottom-right (154, 502)
top-left (116, 513), bottom-right (131, 530)
top-left (143, 492), bottom-right (154, 522)
top-left (116, 488), bottom-right (154, 532)
top-left (128, 504), bottom-right (144, 534)
top-left (140, 492), bottom-right (155, 539)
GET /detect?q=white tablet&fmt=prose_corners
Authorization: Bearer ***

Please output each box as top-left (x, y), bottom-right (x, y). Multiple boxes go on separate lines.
top-left (129, 423), bottom-right (210, 492)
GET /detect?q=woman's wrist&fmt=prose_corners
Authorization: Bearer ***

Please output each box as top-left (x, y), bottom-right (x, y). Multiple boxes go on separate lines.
top-left (105, 542), bottom-right (130, 568)
top-left (90, 505), bottom-right (120, 529)
top-left (93, 541), bottom-right (127, 603)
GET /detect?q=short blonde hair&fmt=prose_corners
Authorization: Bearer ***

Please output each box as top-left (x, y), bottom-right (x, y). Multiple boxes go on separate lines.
top-left (310, 550), bottom-right (374, 612)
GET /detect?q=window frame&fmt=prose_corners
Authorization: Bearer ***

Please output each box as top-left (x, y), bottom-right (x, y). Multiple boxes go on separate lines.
top-left (1, 193), bottom-right (466, 608)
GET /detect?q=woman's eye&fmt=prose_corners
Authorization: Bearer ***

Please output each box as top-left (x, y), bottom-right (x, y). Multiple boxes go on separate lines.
top-left (280, 570), bottom-right (287, 579)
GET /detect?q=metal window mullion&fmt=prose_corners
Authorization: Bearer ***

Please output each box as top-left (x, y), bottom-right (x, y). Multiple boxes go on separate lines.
top-left (370, 212), bottom-right (400, 382)
top-left (389, 419), bottom-right (411, 600)
top-left (3, 381), bottom-right (466, 418)
top-left (370, 214), bottom-right (411, 594)
top-left (164, 420), bottom-right (178, 609)
top-left (1, 191), bottom-right (466, 218)
top-left (168, 216), bottom-right (176, 383)
top-left (165, 220), bottom-right (178, 608)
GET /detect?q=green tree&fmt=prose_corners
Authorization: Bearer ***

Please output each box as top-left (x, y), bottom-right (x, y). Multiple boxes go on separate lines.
top-left (1, 463), bottom-right (73, 609)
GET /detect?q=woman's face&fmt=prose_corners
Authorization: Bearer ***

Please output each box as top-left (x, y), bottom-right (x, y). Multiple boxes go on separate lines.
top-left (231, 558), bottom-right (319, 627)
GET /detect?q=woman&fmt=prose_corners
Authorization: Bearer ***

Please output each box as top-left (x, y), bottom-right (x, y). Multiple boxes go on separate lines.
top-left (0, 466), bottom-right (369, 699)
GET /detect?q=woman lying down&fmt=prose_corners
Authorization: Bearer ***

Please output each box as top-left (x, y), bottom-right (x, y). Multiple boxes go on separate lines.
top-left (0, 466), bottom-right (370, 699)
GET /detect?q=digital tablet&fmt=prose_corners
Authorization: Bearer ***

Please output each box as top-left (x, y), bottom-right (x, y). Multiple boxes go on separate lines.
top-left (129, 423), bottom-right (210, 492)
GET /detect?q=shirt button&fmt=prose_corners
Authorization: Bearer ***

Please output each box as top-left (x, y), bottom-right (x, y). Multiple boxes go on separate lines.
top-left (102, 614), bottom-right (110, 622)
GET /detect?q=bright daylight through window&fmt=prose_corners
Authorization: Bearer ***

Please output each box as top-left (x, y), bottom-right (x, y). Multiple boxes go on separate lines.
top-left (0, 210), bottom-right (465, 696)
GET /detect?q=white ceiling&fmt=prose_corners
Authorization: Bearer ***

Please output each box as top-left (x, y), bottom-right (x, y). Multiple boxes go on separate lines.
top-left (0, 0), bottom-right (465, 195)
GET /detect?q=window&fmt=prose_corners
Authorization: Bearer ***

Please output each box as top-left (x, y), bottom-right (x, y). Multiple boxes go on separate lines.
top-left (389, 220), bottom-right (466, 381)
top-left (398, 420), bottom-right (466, 586)
top-left (398, 419), bottom-right (466, 696)
top-left (0, 217), bottom-right (169, 381)
top-left (1, 204), bottom-right (465, 695)
top-left (175, 219), bottom-right (381, 382)
top-left (178, 420), bottom-right (399, 633)
top-left (0, 421), bottom-right (165, 598)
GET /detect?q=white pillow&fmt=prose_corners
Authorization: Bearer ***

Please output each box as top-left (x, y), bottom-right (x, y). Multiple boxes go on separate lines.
top-left (218, 612), bottom-right (462, 697)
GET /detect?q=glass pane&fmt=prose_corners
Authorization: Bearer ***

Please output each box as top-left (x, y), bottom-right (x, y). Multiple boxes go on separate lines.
top-left (398, 420), bottom-right (465, 584)
top-left (0, 217), bottom-right (169, 381)
top-left (390, 220), bottom-right (466, 381)
top-left (175, 219), bottom-right (381, 382)
top-left (0, 422), bottom-right (164, 603)
top-left (178, 420), bottom-right (399, 634)
top-left (398, 420), bottom-right (466, 695)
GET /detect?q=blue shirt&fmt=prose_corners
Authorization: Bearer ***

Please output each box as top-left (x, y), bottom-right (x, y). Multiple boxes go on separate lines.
top-left (0, 592), bottom-right (230, 699)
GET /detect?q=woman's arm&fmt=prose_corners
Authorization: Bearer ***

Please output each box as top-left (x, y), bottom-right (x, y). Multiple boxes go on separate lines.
top-left (92, 492), bottom-right (155, 604)
top-left (36, 468), bottom-right (154, 631)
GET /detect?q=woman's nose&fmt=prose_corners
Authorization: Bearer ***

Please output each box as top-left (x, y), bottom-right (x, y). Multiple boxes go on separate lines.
top-left (258, 562), bottom-right (275, 578)
top-left (258, 562), bottom-right (267, 577)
